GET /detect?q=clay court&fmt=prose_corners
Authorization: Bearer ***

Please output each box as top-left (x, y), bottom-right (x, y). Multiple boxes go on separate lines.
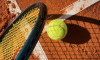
top-left (0, 0), bottom-right (100, 60)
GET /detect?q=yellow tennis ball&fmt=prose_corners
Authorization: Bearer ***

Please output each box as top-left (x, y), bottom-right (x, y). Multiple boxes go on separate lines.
top-left (47, 19), bottom-right (68, 40)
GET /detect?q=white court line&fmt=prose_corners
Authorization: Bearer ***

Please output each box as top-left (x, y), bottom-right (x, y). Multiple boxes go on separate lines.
top-left (6, 0), bottom-right (48, 60)
top-left (6, 0), bottom-right (99, 59)
top-left (42, 0), bottom-right (99, 34)
top-left (6, 0), bottom-right (21, 15)
top-left (59, 0), bottom-right (100, 21)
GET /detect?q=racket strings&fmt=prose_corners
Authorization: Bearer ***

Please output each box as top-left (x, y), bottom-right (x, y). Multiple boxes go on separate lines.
top-left (2, 8), bottom-right (39, 42)
top-left (0, 7), bottom-right (40, 60)
top-left (3, 8), bottom-right (39, 39)
top-left (3, 16), bottom-right (37, 41)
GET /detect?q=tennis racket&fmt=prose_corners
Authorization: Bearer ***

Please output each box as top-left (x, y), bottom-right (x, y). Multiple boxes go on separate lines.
top-left (0, 2), bottom-right (47, 60)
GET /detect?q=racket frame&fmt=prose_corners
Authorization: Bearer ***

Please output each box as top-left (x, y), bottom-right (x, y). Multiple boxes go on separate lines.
top-left (0, 2), bottom-right (47, 60)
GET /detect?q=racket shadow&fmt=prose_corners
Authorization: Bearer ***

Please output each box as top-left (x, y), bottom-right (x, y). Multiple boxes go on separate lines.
top-left (47, 14), bottom-right (100, 25)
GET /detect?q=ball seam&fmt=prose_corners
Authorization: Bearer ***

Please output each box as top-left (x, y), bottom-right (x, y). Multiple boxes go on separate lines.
top-left (48, 25), bottom-right (65, 36)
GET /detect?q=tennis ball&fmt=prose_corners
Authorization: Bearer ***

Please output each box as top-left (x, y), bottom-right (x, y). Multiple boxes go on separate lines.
top-left (47, 19), bottom-right (68, 40)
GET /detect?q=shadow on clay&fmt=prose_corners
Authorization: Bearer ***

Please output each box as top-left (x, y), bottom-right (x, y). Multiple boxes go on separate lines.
top-left (62, 24), bottom-right (91, 44)
top-left (47, 14), bottom-right (99, 44)
top-left (47, 14), bottom-right (100, 25)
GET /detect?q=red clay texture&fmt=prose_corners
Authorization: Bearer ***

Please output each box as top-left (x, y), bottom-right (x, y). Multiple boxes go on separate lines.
top-left (17, 0), bottom-right (100, 60)
top-left (0, 0), bottom-right (16, 35)
top-left (0, 0), bottom-right (100, 60)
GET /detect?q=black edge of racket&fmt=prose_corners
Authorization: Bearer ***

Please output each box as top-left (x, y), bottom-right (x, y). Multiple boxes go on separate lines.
top-left (0, 2), bottom-right (47, 60)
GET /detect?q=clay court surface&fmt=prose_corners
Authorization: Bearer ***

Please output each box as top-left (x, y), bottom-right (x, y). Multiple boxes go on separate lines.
top-left (0, 0), bottom-right (100, 60)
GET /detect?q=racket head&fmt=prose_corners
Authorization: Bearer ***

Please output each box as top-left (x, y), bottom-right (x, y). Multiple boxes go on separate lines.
top-left (0, 2), bottom-right (47, 60)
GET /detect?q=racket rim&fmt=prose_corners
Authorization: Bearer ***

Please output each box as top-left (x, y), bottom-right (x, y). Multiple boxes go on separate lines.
top-left (0, 2), bottom-right (47, 60)
top-left (0, 2), bottom-right (46, 40)
top-left (15, 2), bottom-right (47, 60)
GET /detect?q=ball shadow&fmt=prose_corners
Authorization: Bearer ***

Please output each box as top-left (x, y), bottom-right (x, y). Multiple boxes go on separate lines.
top-left (62, 24), bottom-right (91, 44)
